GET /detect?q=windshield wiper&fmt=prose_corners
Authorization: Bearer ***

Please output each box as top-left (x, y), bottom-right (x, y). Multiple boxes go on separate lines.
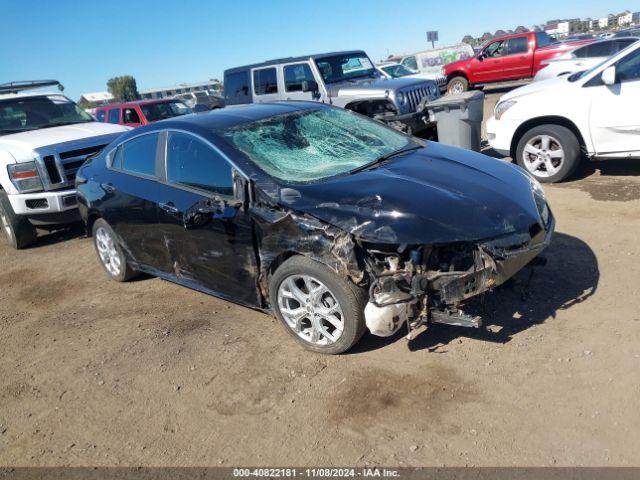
top-left (349, 145), bottom-right (422, 175)
top-left (38, 120), bottom-right (94, 129)
top-left (0, 128), bottom-right (31, 135)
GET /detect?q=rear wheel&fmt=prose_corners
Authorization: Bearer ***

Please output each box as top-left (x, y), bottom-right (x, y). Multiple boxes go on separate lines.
top-left (515, 124), bottom-right (580, 183)
top-left (269, 256), bottom-right (366, 355)
top-left (0, 191), bottom-right (37, 249)
top-left (447, 76), bottom-right (468, 94)
top-left (92, 218), bottom-right (137, 282)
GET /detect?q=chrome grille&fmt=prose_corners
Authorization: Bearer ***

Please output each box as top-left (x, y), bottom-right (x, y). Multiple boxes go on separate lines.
top-left (404, 86), bottom-right (432, 113)
top-left (36, 144), bottom-right (107, 190)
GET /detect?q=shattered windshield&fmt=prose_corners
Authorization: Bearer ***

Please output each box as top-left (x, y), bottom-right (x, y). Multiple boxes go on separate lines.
top-left (222, 108), bottom-right (415, 182)
top-left (0, 95), bottom-right (93, 136)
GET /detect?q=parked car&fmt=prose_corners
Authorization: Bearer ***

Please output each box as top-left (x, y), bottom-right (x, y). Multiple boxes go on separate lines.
top-left (0, 80), bottom-right (129, 249)
top-left (614, 27), bottom-right (640, 38)
top-left (487, 40), bottom-right (640, 183)
top-left (557, 33), bottom-right (596, 43)
top-left (376, 62), bottom-right (447, 90)
top-left (95, 99), bottom-right (192, 127)
top-left (224, 50), bottom-right (441, 135)
top-left (77, 102), bottom-right (553, 354)
top-left (174, 91), bottom-right (225, 110)
top-left (534, 37), bottom-right (638, 82)
top-left (387, 43), bottom-right (475, 90)
top-left (443, 31), bottom-right (594, 93)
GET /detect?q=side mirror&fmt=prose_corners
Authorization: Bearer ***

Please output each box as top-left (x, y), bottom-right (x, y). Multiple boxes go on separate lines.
top-left (301, 80), bottom-right (319, 93)
top-left (601, 65), bottom-right (617, 86)
top-left (477, 53), bottom-right (485, 62)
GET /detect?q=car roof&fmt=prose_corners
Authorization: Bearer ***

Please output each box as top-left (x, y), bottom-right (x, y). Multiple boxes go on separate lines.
top-left (121, 102), bottom-right (324, 135)
top-left (224, 50), bottom-right (367, 74)
top-left (96, 98), bottom-right (184, 109)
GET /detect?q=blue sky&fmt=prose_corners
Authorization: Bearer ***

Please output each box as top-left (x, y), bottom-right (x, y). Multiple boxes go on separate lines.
top-left (1, 0), bottom-right (634, 100)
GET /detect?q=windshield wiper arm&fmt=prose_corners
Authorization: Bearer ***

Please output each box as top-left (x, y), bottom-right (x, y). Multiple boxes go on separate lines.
top-left (38, 120), bottom-right (94, 129)
top-left (349, 145), bottom-right (422, 175)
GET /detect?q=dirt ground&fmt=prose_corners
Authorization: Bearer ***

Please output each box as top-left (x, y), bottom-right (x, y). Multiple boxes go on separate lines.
top-left (1, 91), bottom-right (640, 467)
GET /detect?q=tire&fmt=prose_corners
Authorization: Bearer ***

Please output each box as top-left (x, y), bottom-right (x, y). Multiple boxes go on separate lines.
top-left (515, 124), bottom-right (580, 183)
top-left (447, 76), bottom-right (469, 94)
top-left (0, 190), bottom-right (37, 249)
top-left (268, 256), bottom-right (367, 355)
top-left (92, 218), bottom-right (137, 282)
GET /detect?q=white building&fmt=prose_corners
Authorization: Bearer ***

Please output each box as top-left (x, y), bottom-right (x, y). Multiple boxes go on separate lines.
top-left (557, 21), bottom-right (571, 36)
top-left (78, 91), bottom-right (113, 104)
top-left (598, 17), bottom-right (609, 29)
top-left (139, 80), bottom-right (222, 100)
top-left (618, 11), bottom-right (633, 26)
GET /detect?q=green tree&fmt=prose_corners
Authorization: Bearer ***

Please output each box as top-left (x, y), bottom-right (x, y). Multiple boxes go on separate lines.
top-left (107, 75), bottom-right (140, 102)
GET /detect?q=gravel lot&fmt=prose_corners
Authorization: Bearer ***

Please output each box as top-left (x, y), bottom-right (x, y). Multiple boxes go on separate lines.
top-left (1, 91), bottom-right (640, 467)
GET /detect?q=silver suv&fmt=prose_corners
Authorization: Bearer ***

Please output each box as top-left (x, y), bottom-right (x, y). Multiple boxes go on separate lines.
top-left (224, 50), bottom-right (440, 135)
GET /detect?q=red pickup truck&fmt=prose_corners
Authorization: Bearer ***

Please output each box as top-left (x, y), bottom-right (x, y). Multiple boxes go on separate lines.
top-left (443, 31), bottom-right (594, 93)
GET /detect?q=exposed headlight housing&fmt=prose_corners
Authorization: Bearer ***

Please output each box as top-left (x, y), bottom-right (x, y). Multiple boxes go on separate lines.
top-left (529, 176), bottom-right (550, 225)
top-left (7, 161), bottom-right (43, 193)
top-left (494, 100), bottom-right (517, 120)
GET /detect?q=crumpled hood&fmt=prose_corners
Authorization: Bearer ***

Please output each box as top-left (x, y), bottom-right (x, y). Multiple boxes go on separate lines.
top-left (327, 76), bottom-right (437, 97)
top-left (282, 142), bottom-right (542, 245)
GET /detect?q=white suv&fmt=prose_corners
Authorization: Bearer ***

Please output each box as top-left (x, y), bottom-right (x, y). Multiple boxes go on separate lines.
top-left (487, 40), bottom-right (640, 183)
top-left (0, 81), bottom-right (129, 248)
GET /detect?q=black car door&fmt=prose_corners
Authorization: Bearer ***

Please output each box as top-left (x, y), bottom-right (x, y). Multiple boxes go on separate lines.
top-left (155, 130), bottom-right (259, 307)
top-left (99, 132), bottom-right (171, 271)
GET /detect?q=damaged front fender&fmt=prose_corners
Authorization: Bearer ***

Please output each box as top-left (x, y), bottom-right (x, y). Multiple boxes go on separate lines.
top-left (251, 202), bottom-right (364, 303)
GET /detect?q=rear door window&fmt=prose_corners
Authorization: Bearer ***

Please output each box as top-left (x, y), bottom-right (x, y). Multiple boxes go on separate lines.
top-left (96, 110), bottom-right (106, 122)
top-left (536, 32), bottom-right (552, 48)
top-left (583, 42), bottom-right (614, 58)
top-left (107, 108), bottom-right (121, 124)
top-left (253, 68), bottom-right (278, 95)
top-left (118, 133), bottom-right (160, 177)
top-left (224, 71), bottom-right (251, 105)
top-left (506, 36), bottom-right (529, 55)
top-left (166, 132), bottom-right (233, 196)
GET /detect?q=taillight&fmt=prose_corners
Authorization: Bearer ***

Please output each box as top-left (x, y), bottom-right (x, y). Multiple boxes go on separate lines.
top-left (7, 161), bottom-right (43, 193)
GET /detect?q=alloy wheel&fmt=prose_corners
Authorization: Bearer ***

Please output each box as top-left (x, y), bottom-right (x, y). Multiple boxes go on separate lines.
top-left (95, 227), bottom-right (122, 277)
top-left (522, 134), bottom-right (565, 178)
top-left (450, 81), bottom-right (464, 94)
top-left (277, 274), bottom-right (345, 346)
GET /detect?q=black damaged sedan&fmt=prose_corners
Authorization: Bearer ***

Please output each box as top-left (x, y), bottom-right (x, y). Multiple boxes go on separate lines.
top-left (76, 102), bottom-right (553, 354)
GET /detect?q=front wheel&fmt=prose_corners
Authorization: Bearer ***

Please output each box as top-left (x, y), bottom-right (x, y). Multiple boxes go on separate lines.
top-left (515, 124), bottom-right (580, 183)
top-left (269, 256), bottom-right (366, 354)
top-left (92, 218), bottom-right (138, 282)
top-left (447, 76), bottom-right (469, 94)
top-left (0, 191), bottom-right (37, 249)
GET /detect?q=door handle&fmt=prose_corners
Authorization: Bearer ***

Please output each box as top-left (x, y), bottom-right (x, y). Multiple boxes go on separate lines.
top-left (101, 182), bottom-right (115, 193)
top-left (159, 201), bottom-right (179, 214)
